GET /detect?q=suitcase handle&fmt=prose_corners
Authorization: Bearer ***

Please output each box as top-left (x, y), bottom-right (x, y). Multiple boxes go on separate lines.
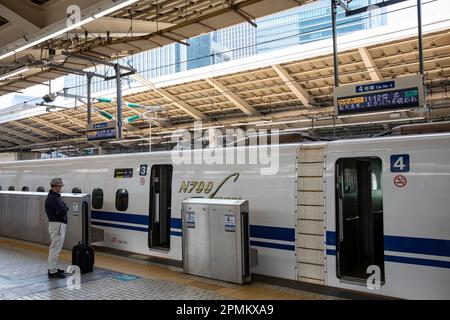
top-left (82, 201), bottom-right (89, 244)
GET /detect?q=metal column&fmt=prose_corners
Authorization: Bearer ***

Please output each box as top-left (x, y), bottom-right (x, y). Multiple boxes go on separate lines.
top-left (86, 73), bottom-right (93, 125)
top-left (331, 0), bottom-right (340, 87)
top-left (115, 64), bottom-right (123, 140)
top-left (417, 0), bottom-right (424, 75)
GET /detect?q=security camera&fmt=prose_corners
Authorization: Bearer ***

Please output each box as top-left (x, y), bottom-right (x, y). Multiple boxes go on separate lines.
top-left (42, 93), bottom-right (56, 103)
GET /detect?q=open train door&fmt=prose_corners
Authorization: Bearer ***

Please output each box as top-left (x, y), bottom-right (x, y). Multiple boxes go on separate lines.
top-left (336, 157), bottom-right (385, 283)
top-left (149, 165), bottom-right (173, 250)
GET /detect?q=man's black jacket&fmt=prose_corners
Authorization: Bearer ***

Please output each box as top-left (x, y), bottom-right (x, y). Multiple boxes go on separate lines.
top-left (45, 190), bottom-right (68, 224)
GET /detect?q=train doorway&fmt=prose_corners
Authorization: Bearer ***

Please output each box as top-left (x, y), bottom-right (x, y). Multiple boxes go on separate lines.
top-left (336, 157), bottom-right (385, 283)
top-left (149, 165), bottom-right (173, 250)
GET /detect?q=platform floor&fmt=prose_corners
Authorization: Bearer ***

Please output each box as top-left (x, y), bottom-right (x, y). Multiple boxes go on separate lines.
top-left (0, 237), bottom-right (340, 300)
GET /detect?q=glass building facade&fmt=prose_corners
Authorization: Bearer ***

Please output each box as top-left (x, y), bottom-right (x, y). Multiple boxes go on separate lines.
top-left (64, 0), bottom-right (386, 96)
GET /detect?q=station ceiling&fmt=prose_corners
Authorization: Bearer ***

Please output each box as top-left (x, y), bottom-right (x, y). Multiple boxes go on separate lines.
top-left (0, 1), bottom-right (449, 153)
top-left (0, 26), bottom-right (448, 152)
top-left (0, 0), bottom-right (311, 95)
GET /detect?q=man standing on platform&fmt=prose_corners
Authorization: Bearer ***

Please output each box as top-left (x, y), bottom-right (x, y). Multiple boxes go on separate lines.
top-left (45, 177), bottom-right (68, 279)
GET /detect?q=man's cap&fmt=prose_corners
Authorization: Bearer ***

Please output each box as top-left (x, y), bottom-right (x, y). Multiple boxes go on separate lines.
top-left (50, 178), bottom-right (64, 186)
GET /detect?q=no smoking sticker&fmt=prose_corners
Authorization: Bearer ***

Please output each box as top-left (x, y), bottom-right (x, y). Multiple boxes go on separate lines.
top-left (394, 175), bottom-right (407, 188)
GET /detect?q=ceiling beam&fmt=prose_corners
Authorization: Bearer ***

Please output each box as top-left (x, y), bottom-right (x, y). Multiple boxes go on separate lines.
top-left (31, 117), bottom-right (80, 136)
top-left (0, 139), bottom-right (15, 148)
top-left (205, 78), bottom-right (261, 116)
top-left (10, 121), bottom-right (51, 138)
top-left (271, 64), bottom-right (313, 108)
top-left (0, 125), bottom-right (45, 143)
top-left (131, 74), bottom-right (208, 121)
top-left (0, 4), bottom-right (40, 34)
top-left (0, 133), bottom-right (29, 145)
top-left (358, 47), bottom-right (382, 81)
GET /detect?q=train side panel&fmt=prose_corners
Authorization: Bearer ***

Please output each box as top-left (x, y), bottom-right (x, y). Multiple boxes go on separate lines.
top-left (325, 134), bottom-right (450, 299)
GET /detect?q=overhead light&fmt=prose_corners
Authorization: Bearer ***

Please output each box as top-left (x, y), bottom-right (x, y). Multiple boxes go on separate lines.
top-left (281, 117), bottom-right (426, 132)
top-left (159, 129), bottom-right (186, 135)
top-left (256, 119), bottom-right (311, 126)
top-left (191, 125), bottom-right (224, 131)
top-left (110, 137), bottom-right (159, 144)
top-left (0, 51), bottom-right (15, 61)
top-left (162, 133), bottom-right (184, 138)
top-left (93, 0), bottom-right (140, 18)
top-left (0, 0), bottom-right (138, 62)
top-left (0, 67), bottom-right (29, 81)
top-left (42, 93), bottom-right (57, 103)
top-left (246, 120), bottom-right (271, 126)
top-left (16, 17), bottom-right (95, 53)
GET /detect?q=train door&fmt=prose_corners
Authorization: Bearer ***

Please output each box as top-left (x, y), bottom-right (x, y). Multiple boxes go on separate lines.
top-left (148, 165), bottom-right (173, 250)
top-left (336, 157), bottom-right (384, 283)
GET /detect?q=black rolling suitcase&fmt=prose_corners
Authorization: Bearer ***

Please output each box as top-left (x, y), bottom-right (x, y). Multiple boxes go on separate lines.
top-left (71, 202), bottom-right (94, 273)
top-left (72, 241), bottom-right (94, 273)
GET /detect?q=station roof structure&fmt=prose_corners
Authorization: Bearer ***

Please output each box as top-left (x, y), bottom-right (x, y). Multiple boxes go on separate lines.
top-left (0, 0), bottom-right (311, 95)
top-left (0, 0), bottom-right (449, 153)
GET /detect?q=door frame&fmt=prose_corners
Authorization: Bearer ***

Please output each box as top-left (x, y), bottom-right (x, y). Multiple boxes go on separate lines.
top-left (148, 164), bottom-right (173, 250)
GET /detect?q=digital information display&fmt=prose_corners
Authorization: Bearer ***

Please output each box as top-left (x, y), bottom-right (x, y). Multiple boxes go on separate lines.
top-left (87, 128), bottom-right (117, 141)
top-left (114, 168), bottom-right (133, 178)
top-left (334, 75), bottom-right (425, 116)
top-left (337, 87), bottom-right (420, 115)
top-left (86, 121), bottom-right (117, 141)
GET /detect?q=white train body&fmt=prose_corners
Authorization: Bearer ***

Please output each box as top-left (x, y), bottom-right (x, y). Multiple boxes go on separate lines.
top-left (0, 133), bottom-right (449, 299)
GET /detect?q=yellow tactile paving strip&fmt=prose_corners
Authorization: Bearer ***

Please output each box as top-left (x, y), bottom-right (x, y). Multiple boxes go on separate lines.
top-left (0, 237), bottom-right (340, 300)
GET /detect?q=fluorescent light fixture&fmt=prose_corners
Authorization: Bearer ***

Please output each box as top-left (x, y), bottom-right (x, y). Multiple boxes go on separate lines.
top-left (93, 0), bottom-right (140, 18)
top-left (0, 67), bottom-right (29, 81)
top-left (17, 17), bottom-right (95, 53)
top-left (159, 129), bottom-right (187, 135)
top-left (281, 117), bottom-right (426, 132)
top-left (0, 51), bottom-right (15, 61)
top-left (190, 125), bottom-right (224, 131)
top-left (110, 137), bottom-right (159, 144)
top-left (162, 133), bottom-right (184, 138)
top-left (256, 119), bottom-right (311, 126)
top-left (0, 0), bottom-right (140, 61)
top-left (338, 109), bottom-right (413, 119)
top-left (246, 120), bottom-right (271, 126)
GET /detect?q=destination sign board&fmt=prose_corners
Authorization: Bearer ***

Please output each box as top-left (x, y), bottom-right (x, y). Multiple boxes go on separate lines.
top-left (86, 121), bottom-right (117, 141)
top-left (334, 75), bottom-right (425, 115)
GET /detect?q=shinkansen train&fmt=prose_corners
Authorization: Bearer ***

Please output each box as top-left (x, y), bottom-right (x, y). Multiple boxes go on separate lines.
top-left (0, 132), bottom-right (449, 300)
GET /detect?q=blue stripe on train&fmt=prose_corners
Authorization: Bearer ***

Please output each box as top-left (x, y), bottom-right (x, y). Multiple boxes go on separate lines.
top-left (92, 210), bottom-right (182, 229)
top-left (91, 221), bottom-right (182, 237)
top-left (250, 225), bottom-right (295, 242)
top-left (326, 231), bottom-right (450, 258)
top-left (250, 240), bottom-right (295, 251)
top-left (325, 249), bottom-right (450, 269)
top-left (91, 210), bottom-right (295, 244)
top-left (92, 221), bottom-right (148, 232)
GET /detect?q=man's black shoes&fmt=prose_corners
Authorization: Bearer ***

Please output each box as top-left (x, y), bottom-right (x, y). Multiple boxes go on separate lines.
top-left (48, 270), bottom-right (66, 279)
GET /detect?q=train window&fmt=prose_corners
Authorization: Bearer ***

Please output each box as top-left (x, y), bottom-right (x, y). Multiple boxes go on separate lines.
top-left (115, 189), bottom-right (129, 211)
top-left (72, 187), bottom-right (82, 194)
top-left (8, 186), bottom-right (14, 191)
top-left (37, 186), bottom-right (45, 192)
top-left (336, 157), bottom-right (384, 283)
top-left (92, 188), bottom-right (103, 209)
top-left (22, 186), bottom-right (29, 191)
top-left (0, 186), bottom-right (2, 191)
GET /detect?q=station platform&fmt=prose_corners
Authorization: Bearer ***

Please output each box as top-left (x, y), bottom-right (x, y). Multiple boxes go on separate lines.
top-left (0, 237), bottom-right (340, 300)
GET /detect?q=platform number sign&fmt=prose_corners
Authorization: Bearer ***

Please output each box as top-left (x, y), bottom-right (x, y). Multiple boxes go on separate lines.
top-left (390, 154), bottom-right (410, 173)
top-left (139, 164), bottom-right (148, 176)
